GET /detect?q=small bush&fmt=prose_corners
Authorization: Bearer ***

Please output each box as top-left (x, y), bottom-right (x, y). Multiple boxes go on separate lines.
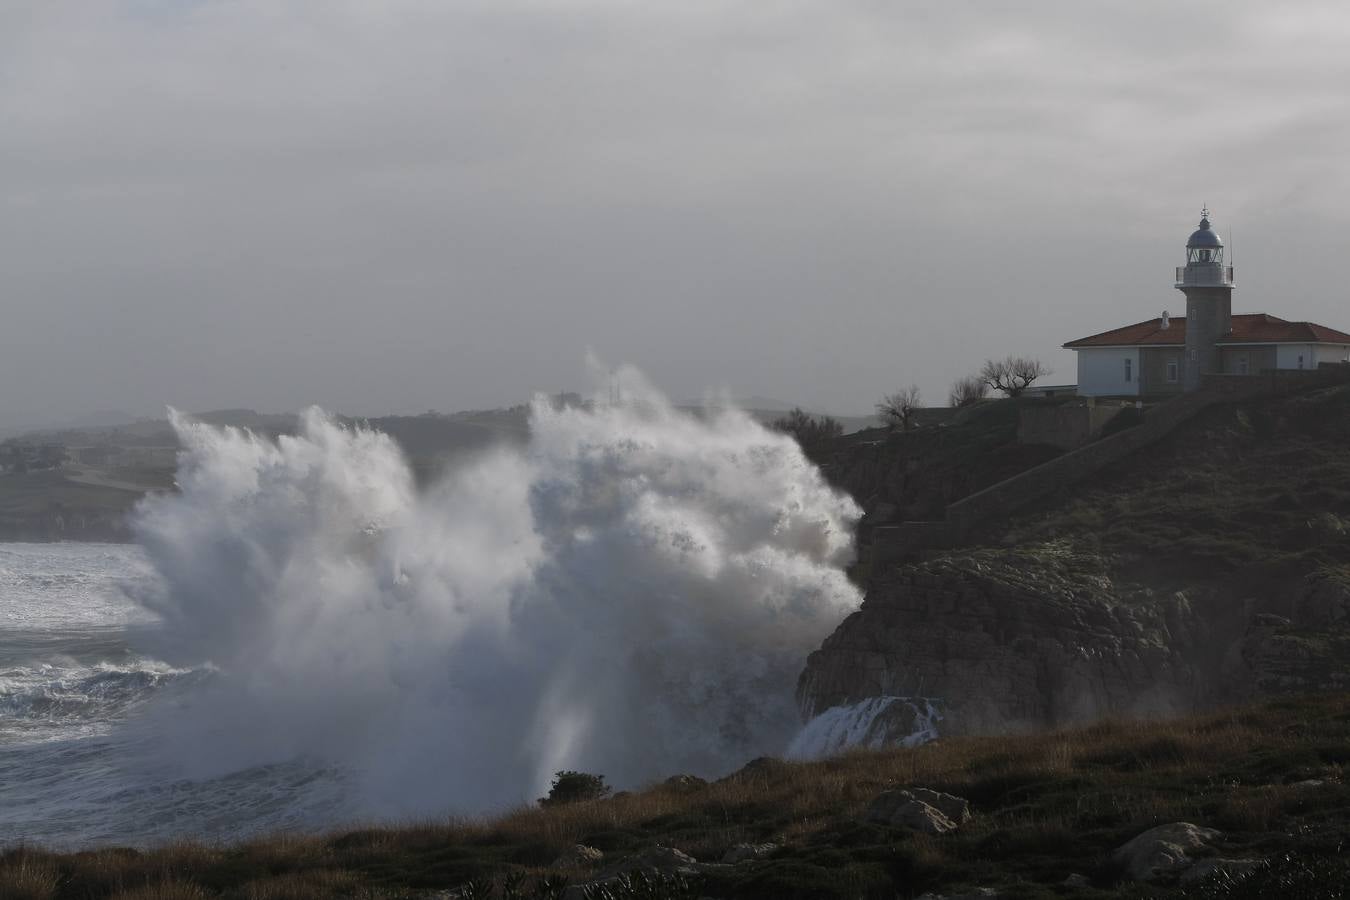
top-left (540, 771), bottom-right (612, 807)
top-left (769, 408), bottom-right (843, 448)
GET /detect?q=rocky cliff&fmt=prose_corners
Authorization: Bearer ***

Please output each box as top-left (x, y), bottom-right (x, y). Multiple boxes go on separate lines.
top-left (799, 546), bottom-right (1208, 732)
top-left (801, 383), bottom-right (1350, 735)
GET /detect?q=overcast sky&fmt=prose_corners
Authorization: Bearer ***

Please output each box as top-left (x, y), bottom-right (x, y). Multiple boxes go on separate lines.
top-left (4, 1), bottom-right (1350, 422)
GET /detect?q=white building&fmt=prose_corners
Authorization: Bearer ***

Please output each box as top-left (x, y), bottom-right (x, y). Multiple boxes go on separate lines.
top-left (1066, 211), bottom-right (1350, 398)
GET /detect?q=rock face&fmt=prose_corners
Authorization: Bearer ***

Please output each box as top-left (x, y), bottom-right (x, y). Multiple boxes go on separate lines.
top-left (864, 789), bottom-right (970, 835)
top-left (1112, 822), bottom-right (1220, 882)
top-left (799, 548), bottom-right (1204, 732)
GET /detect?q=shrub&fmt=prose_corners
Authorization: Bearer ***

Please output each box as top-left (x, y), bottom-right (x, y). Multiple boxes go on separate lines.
top-left (539, 771), bottom-right (611, 807)
top-left (769, 408), bottom-right (843, 448)
top-left (948, 375), bottom-right (988, 408)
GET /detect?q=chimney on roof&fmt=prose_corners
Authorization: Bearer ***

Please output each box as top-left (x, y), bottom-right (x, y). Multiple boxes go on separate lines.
top-left (1161, 310), bottom-right (1170, 330)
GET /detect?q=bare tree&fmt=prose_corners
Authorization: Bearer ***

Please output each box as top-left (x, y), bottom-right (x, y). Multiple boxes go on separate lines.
top-left (877, 385), bottom-right (923, 431)
top-left (770, 407), bottom-right (843, 447)
top-left (947, 375), bottom-right (988, 408)
top-left (979, 356), bottom-right (1051, 397)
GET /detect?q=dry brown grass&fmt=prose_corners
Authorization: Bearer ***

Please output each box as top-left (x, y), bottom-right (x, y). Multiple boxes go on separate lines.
top-left (107, 882), bottom-right (209, 900)
top-left (6, 694), bottom-right (1350, 898)
top-left (0, 852), bottom-right (60, 900)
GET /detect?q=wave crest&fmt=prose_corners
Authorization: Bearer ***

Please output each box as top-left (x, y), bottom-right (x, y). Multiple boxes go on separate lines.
top-left (129, 367), bottom-right (862, 815)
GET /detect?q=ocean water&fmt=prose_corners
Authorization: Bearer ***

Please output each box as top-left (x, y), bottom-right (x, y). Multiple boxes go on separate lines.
top-left (0, 542), bottom-right (350, 848)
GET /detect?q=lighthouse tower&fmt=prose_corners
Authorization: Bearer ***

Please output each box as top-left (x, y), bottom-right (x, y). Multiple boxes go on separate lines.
top-left (1177, 209), bottom-right (1235, 391)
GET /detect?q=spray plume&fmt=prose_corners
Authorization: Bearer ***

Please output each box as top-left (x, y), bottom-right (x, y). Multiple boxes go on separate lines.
top-left (129, 365), bottom-right (862, 817)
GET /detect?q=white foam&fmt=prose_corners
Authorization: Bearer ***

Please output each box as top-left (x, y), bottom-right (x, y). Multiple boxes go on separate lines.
top-left (785, 696), bottom-right (941, 760)
top-left (126, 362), bottom-right (864, 816)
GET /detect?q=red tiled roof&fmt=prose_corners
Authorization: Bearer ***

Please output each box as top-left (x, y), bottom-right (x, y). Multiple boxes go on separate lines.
top-left (1064, 314), bottom-right (1350, 349)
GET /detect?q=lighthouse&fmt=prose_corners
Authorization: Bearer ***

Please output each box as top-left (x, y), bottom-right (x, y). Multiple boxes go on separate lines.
top-left (1177, 209), bottom-right (1235, 391)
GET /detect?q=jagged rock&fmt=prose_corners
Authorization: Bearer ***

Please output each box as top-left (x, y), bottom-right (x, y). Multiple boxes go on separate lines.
top-left (722, 842), bottom-right (779, 863)
top-left (1112, 822), bottom-right (1221, 881)
top-left (551, 844), bottom-right (604, 867)
top-left (1179, 857), bottom-right (1265, 885)
top-left (908, 788), bottom-right (971, 824)
top-left (864, 790), bottom-right (959, 834)
top-left (1061, 873), bottom-right (1090, 888)
top-left (798, 549), bottom-right (1202, 734)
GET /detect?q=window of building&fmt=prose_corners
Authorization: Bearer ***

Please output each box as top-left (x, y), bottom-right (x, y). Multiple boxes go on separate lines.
top-left (1238, 355), bottom-right (1249, 375)
top-left (1124, 358), bottom-right (1133, 383)
top-left (1298, 354), bottom-right (1305, 370)
top-left (1166, 358), bottom-right (1179, 383)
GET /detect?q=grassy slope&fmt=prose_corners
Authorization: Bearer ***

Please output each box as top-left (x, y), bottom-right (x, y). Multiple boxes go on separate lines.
top-left (998, 383), bottom-right (1350, 589)
top-left (7, 694), bottom-right (1350, 899)
top-left (819, 397), bottom-right (1064, 522)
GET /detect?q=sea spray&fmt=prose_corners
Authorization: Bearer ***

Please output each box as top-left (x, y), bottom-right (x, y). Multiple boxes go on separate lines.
top-left (785, 696), bottom-right (941, 760)
top-left (127, 365), bottom-right (863, 817)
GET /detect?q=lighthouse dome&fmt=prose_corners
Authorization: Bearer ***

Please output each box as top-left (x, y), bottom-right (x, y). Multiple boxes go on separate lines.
top-left (1186, 214), bottom-right (1223, 249)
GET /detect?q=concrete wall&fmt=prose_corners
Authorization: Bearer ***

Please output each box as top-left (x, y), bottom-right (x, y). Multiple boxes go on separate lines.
top-left (1017, 402), bottom-right (1125, 451)
top-left (1077, 348), bottom-right (1141, 397)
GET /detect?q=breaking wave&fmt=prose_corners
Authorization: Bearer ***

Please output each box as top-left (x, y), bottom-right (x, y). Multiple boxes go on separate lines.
top-left (785, 696), bottom-right (942, 760)
top-left (127, 365), bottom-right (863, 817)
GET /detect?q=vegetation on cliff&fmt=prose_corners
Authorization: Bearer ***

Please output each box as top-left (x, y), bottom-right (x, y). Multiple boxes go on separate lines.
top-left (7, 693), bottom-right (1350, 899)
top-left (1000, 382), bottom-right (1350, 585)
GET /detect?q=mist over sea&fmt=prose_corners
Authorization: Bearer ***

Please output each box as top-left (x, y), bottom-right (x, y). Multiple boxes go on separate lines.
top-left (1, 367), bottom-right (866, 848)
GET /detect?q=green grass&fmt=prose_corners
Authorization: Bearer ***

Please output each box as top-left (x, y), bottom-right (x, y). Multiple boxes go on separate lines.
top-left (8, 694), bottom-right (1350, 899)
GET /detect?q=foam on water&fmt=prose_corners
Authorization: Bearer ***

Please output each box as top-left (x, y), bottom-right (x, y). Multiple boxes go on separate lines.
top-left (785, 696), bottom-right (942, 760)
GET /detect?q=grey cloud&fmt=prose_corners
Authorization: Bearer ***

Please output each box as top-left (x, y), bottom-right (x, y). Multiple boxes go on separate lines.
top-left (3, 1), bottom-right (1349, 420)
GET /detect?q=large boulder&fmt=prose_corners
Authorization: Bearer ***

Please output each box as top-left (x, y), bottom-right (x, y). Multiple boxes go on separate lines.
top-left (909, 788), bottom-right (971, 825)
top-left (1112, 822), bottom-right (1221, 882)
top-left (864, 790), bottom-right (962, 835)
